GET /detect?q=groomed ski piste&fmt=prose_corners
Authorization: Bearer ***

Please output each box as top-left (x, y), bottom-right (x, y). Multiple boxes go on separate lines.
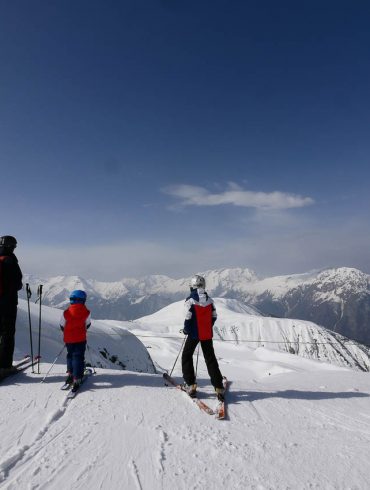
top-left (1, 299), bottom-right (370, 489)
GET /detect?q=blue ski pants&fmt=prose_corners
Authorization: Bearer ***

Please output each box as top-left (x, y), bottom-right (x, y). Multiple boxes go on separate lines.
top-left (66, 341), bottom-right (86, 379)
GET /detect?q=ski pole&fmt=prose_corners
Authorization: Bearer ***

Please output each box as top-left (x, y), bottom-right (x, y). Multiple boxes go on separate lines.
top-left (25, 283), bottom-right (35, 373)
top-left (36, 284), bottom-right (43, 374)
top-left (41, 345), bottom-right (66, 383)
top-left (169, 335), bottom-right (187, 377)
top-left (86, 344), bottom-right (96, 374)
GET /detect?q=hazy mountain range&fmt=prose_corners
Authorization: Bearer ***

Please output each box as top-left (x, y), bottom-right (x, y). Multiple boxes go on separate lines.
top-left (22, 266), bottom-right (370, 344)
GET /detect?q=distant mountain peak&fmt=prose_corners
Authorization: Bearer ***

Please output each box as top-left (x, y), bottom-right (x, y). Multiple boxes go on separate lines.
top-left (22, 265), bottom-right (370, 344)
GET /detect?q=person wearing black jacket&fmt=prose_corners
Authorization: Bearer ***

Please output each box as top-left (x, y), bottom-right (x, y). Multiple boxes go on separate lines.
top-left (0, 236), bottom-right (23, 370)
top-left (181, 274), bottom-right (225, 400)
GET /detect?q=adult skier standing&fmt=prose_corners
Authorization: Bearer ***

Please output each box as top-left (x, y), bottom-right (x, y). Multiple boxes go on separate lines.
top-left (181, 275), bottom-right (225, 400)
top-left (0, 236), bottom-right (23, 373)
top-left (60, 290), bottom-right (91, 391)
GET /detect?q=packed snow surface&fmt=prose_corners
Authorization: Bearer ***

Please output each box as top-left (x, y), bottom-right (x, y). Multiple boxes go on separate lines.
top-left (1, 301), bottom-right (370, 489)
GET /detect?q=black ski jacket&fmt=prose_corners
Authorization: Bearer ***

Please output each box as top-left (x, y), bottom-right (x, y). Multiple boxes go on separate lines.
top-left (0, 247), bottom-right (23, 306)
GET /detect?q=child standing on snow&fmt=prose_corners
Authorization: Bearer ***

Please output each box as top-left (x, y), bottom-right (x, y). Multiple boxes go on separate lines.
top-left (60, 290), bottom-right (91, 390)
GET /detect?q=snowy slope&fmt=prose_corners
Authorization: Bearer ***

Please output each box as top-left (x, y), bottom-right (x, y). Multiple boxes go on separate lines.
top-left (1, 322), bottom-right (370, 489)
top-left (15, 299), bottom-right (155, 374)
top-left (132, 298), bottom-right (370, 372)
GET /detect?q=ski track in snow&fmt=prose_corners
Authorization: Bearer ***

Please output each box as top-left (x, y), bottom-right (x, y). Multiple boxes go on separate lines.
top-left (2, 357), bottom-right (370, 488)
top-left (130, 459), bottom-right (143, 490)
top-left (1, 373), bottom-right (194, 490)
top-left (1, 371), bottom-right (259, 489)
top-left (0, 401), bottom-right (68, 486)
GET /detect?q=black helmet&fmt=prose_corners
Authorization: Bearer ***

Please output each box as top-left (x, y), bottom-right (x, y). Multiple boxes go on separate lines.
top-left (0, 235), bottom-right (17, 249)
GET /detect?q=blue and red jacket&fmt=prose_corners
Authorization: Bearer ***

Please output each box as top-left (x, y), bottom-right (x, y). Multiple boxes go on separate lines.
top-left (60, 303), bottom-right (91, 344)
top-left (183, 288), bottom-right (217, 341)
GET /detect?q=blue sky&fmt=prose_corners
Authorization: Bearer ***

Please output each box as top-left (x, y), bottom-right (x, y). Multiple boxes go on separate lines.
top-left (1, 1), bottom-right (370, 280)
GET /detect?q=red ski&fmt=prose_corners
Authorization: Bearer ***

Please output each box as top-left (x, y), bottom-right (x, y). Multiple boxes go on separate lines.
top-left (163, 372), bottom-right (215, 416)
top-left (215, 376), bottom-right (229, 420)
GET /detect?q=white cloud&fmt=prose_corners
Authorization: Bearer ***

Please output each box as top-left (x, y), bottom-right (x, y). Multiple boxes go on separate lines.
top-left (162, 183), bottom-right (314, 210)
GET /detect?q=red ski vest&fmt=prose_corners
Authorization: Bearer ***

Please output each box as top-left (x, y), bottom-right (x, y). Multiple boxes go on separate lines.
top-left (194, 304), bottom-right (213, 341)
top-left (62, 304), bottom-right (90, 343)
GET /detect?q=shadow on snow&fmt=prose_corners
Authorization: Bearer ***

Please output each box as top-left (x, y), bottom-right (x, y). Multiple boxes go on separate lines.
top-left (232, 389), bottom-right (370, 403)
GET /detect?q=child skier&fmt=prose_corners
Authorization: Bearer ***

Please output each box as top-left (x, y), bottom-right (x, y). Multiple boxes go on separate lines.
top-left (60, 290), bottom-right (91, 391)
top-left (181, 275), bottom-right (225, 400)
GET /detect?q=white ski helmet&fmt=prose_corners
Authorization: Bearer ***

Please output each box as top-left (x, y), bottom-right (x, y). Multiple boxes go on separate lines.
top-left (189, 274), bottom-right (206, 289)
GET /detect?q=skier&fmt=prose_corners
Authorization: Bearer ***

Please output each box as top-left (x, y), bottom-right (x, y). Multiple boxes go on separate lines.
top-left (0, 236), bottom-right (23, 373)
top-left (60, 290), bottom-right (91, 390)
top-left (181, 275), bottom-right (225, 401)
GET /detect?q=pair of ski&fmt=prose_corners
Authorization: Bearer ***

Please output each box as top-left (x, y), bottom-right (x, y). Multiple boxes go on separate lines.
top-left (0, 355), bottom-right (39, 382)
top-left (61, 367), bottom-right (94, 399)
top-left (163, 373), bottom-right (229, 420)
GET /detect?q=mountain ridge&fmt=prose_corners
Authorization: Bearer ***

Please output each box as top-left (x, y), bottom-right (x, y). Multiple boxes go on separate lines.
top-left (22, 266), bottom-right (370, 344)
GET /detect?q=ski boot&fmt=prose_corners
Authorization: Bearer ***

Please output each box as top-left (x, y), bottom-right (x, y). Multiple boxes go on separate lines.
top-left (183, 383), bottom-right (197, 398)
top-left (0, 366), bottom-right (17, 375)
top-left (215, 387), bottom-right (225, 402)
top-left (71, 377), bottom-right (82, 393)
top-left (65, 373), bottom-right (73, 385)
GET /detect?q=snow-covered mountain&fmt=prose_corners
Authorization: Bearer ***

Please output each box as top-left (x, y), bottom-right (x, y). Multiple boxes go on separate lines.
top-left (132, 298), bottom-right (370, 372)
top-left (22, 266), bottom-right (370, 344)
